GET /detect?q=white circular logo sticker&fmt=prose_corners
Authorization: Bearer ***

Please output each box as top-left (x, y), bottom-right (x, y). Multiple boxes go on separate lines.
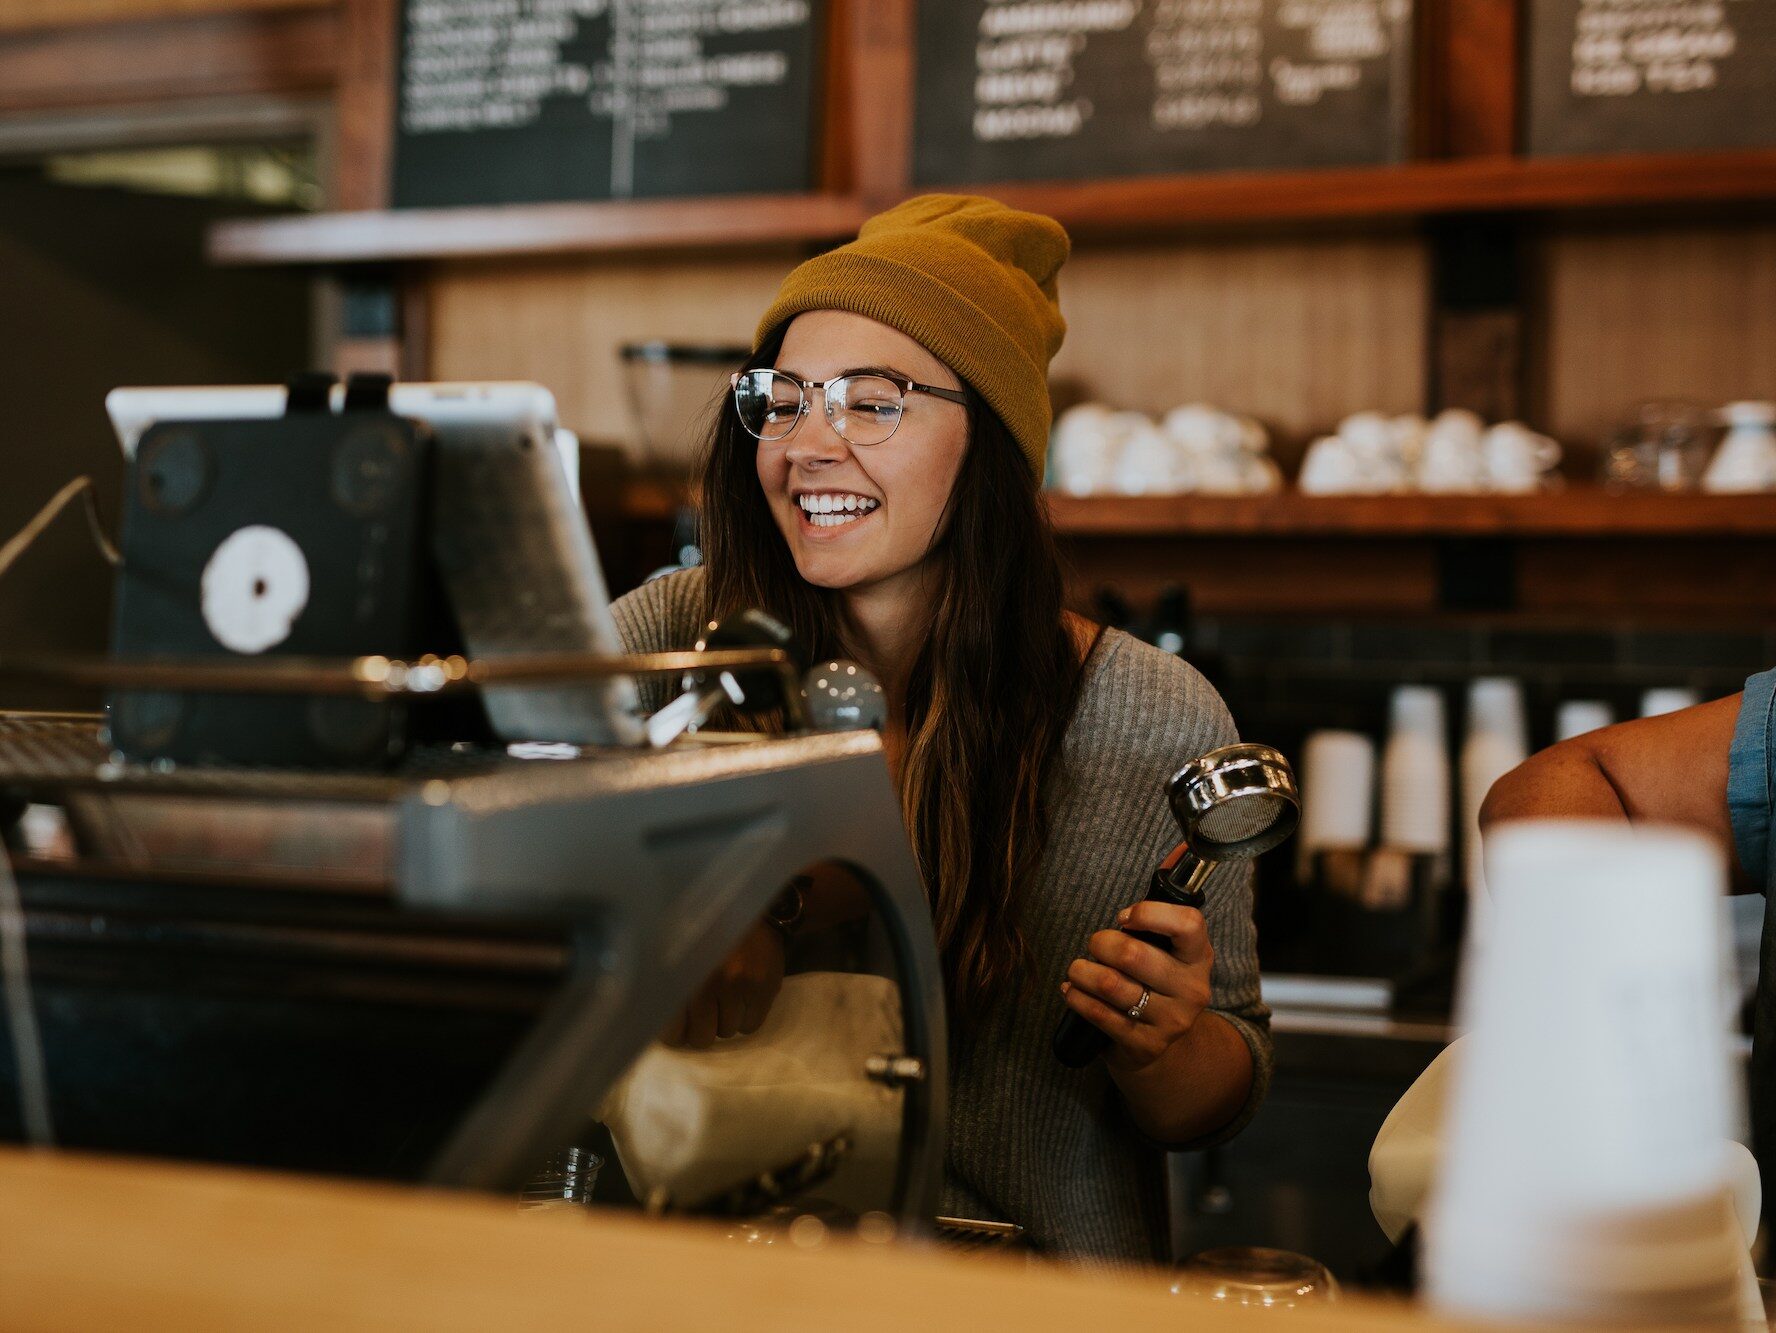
top-left (200, 525), bottom-right (310, 655)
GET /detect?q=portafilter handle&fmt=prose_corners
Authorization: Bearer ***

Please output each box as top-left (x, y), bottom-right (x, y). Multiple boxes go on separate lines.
top-left (1052, 743), bottom-right (1298, 1069)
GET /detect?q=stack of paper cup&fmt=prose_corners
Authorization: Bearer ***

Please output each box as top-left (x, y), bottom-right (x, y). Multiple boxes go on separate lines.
top-left (1300, 730), bottom-right (1376, 852)
top-left (1555, 699), bottom-right (1615, 742)
top-left (1424, 821), bottom-right (1757, 1325)
top-left (1297, 730), bottom-right (1377, 885)
top-left (1460, 679), bottom-right (1528, 902)
top-left (1380, 686), bottom-right (1450, 854)
top-left (1642, 687), bottom-right (1702, 718)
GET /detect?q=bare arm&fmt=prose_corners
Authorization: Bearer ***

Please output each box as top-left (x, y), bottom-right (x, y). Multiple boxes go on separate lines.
top-left (1479, 692), bottom-right (1752, 890)
top-left (1109, 1007), bottom-right (1254, 1145)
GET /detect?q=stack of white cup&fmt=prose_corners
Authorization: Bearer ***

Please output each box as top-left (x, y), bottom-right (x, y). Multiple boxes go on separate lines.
top-left (1297, 730), bottom-right (1377, 885)
top-left (1380, 686), bottom-right (1451, 856)
top-left (1555, 699), bottom-right (1614, 742)
top-left (1642, 687), bottom-right (1703, 719)
top-left (1459, 679), bottom-right (1528, 903)
top-left (1424, 821), bottom-right (1757, 1325)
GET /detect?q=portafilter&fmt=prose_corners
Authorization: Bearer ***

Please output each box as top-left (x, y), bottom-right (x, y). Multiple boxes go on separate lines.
top-left (1053, 742), bottom-right (1298, 1068)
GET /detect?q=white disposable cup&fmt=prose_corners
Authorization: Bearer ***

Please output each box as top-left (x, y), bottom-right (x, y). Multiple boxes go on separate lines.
top-left (1425, 821), bottom-right (1748, 1324)
top-left (1299, 730), bottom-right (1376, 853)
top-left (1555, 699), bottom-right (1615, 742)
top-left (1642, 687), bottom-right (1702, 718)
top-left (1461, 678), bottom-right (1527, 900)
top-left (1380, 686), bottom-right (1450, 854)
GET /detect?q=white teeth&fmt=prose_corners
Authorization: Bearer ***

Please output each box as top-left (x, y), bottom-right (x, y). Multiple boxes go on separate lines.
top-left (797, 493), bottom-right (879, 518)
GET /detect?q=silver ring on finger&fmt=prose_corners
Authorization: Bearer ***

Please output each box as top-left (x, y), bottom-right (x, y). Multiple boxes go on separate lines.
top-left (1126, 987), bottom-right (1151, 1023)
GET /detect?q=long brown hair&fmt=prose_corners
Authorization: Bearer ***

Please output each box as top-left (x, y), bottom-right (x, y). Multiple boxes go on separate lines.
top-left (698, 327), bottom-right (1090, 1013)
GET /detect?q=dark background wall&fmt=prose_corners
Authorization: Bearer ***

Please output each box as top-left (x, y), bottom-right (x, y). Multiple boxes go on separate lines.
top-left (0, 169), bottom-right (312, 708)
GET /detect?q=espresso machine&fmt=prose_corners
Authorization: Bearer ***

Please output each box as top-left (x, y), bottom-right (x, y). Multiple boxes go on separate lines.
top-left (0, 714), bottom-right (944, 1221)
top-left (0, 378), bottom-right (946, 1230)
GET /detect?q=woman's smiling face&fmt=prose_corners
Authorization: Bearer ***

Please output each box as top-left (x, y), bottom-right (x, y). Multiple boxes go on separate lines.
top-left (755, 310), bottom-right (970, 593)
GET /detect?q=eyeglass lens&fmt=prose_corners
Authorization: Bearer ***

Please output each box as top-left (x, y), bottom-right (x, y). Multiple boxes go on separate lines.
top-left (734, 370), bottom-right (905, 446)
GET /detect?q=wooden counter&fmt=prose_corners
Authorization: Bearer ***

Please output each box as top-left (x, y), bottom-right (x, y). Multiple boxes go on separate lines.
top-left (0, 1147), bottom-right (1516, 1332)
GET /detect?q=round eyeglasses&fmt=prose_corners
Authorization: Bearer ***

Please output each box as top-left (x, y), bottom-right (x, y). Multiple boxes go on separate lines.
top-left (731, 369), bottom-right (968, 447)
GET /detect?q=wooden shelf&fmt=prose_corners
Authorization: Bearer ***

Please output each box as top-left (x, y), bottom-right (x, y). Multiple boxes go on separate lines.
top-left (982, 149), bottom-right (1776, 236)
top-left (211, 150), bottom-right (1776, 265)
top-left (1045, 491), bottom-right (1776, 538)
top-left (208, 192), bottom-right (870, 265)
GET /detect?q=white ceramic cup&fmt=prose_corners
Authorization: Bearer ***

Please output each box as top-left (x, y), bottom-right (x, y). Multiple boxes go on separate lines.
top-left (1339, 411), bottom-right (1412, 492)
top-left (1417, 415), bottom-right (1487, 493)
top-left (1110, 421), bottom-right (1191, 495)
top-left (1048, 403), bottom-right (1121, 495)
top-left (1483, 422), bottom-right (1561, 493)
top-left (1296, 435), bottom-right (1363, 494)
top-left (1702, 400), bottom-right (1776, 493)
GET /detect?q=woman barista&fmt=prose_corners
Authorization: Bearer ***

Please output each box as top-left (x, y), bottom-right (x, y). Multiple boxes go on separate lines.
top-left (611, 195), bottom-right (1270, 1263)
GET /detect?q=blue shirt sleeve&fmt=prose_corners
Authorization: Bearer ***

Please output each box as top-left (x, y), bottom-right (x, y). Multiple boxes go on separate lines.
top-left (1728, 668), bottom-right (1776, 890)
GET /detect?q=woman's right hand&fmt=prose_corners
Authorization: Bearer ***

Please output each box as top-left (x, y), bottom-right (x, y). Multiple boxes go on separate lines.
top-left (662, 922), bottom-right (786, 1049)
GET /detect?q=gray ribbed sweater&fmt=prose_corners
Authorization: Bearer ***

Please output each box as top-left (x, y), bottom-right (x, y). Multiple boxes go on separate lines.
top-left (610, 567), bottom-right (1272, 1264)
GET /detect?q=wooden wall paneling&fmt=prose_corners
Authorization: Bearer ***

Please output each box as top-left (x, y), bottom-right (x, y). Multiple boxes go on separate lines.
top-left (0, 0), bottom-right (331, 32)
top-left (1046, 234), bottom-right (1429, 464)
top-left (1424, 0), bottom-right (1520, 159)
top-left (0, 7), bottom-right (339, 114)
top-left (1530, 220), bottom-right (1776, 453)
top-left (333, 0), bottom-right (397, 212)
top-left (425, 252), bottom-right (803, 456)
top-left (1428, 217), bottom-right (1525, 420)
top-left (846, 0), bottom-right (916, 207)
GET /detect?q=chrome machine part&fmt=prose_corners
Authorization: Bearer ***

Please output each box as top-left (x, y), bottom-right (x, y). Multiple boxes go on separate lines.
top-left (1169, 742), bottom-right (1301, 860)
top-left (801, 660), bottom-right (887, 733)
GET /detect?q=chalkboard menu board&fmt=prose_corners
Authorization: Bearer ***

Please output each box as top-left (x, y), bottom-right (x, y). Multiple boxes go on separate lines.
top-left (914, 0), bottom-right (1415, 186)
top-left (392, 0), bottom-right (823, 209)
top-left (1525, 0), bottom-right (1776, 156)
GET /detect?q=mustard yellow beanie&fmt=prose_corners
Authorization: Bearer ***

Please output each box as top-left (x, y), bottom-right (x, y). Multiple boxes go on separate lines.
top-left (754, 194), bottom-right (1069, 481)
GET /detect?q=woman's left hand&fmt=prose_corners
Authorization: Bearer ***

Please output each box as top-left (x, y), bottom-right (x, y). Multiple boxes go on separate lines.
top-left (1060, 900), bottom-right (1214, 1073)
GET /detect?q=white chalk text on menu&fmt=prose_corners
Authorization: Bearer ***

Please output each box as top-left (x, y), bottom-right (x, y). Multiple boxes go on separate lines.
top-left (915, 0), bottom-right (1415, 184)
top-left (393, 0), bottom-right (821, 208)
top-left (1525, 0), bottom-right (1776, 155)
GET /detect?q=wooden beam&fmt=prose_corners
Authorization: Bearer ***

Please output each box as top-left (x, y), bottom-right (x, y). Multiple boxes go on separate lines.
top-left (0, 7), bottom-right (339, 113)
top-left (333, 0), bottom-right (397, 211)
top-left (0, 0), bottom-right (332, 33)
top-left (816, 0), bottom-right (855, 195)
top-left (210, 192), bottom-right (868, 264)
top-left (978, 151), bottom-right (1776, 235)
top-left (1421, 0), bottom-right (1521, 158)
top-left (1046, 491), bottom-right (1776, 538)
top-left (847, 0), bottom-right (915, 208)
top-left (210, 152), bottom-right (1776, 265)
